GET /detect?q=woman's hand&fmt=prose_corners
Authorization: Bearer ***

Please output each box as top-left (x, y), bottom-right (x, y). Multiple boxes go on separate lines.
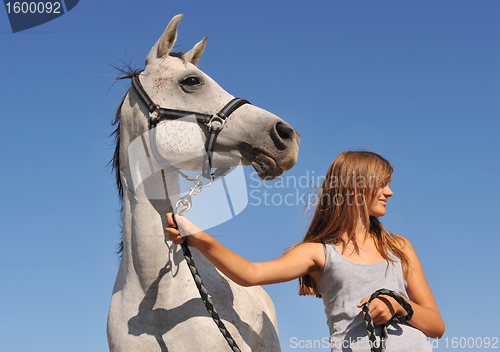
top-left (357, 295), bottom-right (406, 325)
top-left (165, 213), bottom-right (203, 246)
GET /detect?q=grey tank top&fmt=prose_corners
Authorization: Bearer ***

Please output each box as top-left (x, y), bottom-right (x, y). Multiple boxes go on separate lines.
top-left (316, 242), bottom-right (432, 352)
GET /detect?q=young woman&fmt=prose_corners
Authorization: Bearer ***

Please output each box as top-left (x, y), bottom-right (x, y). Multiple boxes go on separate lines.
top-left (165, 151), bottom-right (445, 351)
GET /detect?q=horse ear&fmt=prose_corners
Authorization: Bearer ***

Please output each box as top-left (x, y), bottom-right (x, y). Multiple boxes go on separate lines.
top-left (183, 37), bottom-right (207, 66)
top-left (146, 14), bottom-right (183, 63)
top-left (158, 14), bottom-right (183, 57)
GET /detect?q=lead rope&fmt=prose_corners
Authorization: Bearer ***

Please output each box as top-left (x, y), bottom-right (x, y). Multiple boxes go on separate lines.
top-left (361, 289), bottom-right (414, 352)
top-left (179, 241), bottom-right (241, 352)
top-left (162, 171), bottom-right (241, 352)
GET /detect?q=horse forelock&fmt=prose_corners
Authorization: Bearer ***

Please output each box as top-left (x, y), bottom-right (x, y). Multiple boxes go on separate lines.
top-left (168, 50), bottom-right (185, 60)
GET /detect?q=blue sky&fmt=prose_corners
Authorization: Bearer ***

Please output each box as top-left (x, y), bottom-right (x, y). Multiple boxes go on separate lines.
top-left (1, 1), bottom-right (499, 351)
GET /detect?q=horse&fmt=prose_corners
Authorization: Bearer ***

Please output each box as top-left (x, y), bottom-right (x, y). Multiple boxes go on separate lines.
top-left (107, 14), bottom-right (300, 352)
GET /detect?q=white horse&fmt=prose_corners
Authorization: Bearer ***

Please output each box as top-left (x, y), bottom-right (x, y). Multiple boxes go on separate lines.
top-left (107, 14), bottom-right (300, 352)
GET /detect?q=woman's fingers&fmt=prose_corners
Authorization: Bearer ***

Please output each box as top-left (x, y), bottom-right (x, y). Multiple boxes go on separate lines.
top-left (369, 297), bottom-right (395, 325)
top-left (165, 227), bottom-right (184, 245)
top-left (358, 295), bottom-right (396, 325)
top-left (170, 235), bottom-right (185, 245)
top-left (165, 213), bottom-right (178, 233)
top-left (165, 213), bottom-right (183, 244)
top-left (165, 213), bottom-right (203, 245)
top-left (166, 230), bottom-right (183, 242)
top-left (174, 214), bottom-right (203, 236)
top-left (357, 296), bottom-right (370, 308)
top-left (166, 213), bottom-right (177, 228)
top-left (357, 296), bottom-right (370, 317)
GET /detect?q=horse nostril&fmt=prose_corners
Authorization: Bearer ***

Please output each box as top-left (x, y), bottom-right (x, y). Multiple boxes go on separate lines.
top-left (275, 122), bottom-right (294, 141)
top-left (271, 122), bottom-right (296, 151)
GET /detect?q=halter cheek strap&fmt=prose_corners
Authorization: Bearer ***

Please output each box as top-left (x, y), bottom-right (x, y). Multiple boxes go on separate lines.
top-left (202, 98), bottom-right (250, 179)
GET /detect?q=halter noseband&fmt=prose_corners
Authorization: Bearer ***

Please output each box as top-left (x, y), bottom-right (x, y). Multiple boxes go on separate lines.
top-left (130, 71), bottom-right (250, 180)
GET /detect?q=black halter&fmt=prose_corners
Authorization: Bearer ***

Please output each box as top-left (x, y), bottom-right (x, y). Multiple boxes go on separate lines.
top-left (130, 71), bottom-right (250, 179)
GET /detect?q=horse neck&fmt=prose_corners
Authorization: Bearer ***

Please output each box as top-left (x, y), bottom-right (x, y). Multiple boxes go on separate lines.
top-left (118, 99), bottom-right (187, 292)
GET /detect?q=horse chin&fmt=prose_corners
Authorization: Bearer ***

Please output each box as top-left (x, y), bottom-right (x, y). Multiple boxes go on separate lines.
top-left (238, 147), bottom-right (283, 180)
top-left (250, 154), bottom-right (283, 180)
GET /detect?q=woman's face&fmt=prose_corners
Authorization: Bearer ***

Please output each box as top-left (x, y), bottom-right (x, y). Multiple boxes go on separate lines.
top-left (367, 184), bottom-right (393, 217)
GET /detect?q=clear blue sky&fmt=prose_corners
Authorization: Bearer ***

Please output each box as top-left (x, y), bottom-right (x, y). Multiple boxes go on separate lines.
top-left (1, 1), bottom-right (499, 351)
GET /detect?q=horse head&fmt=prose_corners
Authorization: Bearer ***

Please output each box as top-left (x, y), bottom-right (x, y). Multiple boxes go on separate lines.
top-left (121, 14), bottom-right (299, 180)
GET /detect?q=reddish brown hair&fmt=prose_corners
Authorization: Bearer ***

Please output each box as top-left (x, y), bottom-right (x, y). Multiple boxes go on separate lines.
top-left (299, 151), bottom-right (410, 296)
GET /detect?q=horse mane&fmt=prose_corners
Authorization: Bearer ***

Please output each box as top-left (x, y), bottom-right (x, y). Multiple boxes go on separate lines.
top-left (110, 87), bottom-right (126, 255)
top-left (110, 52), bottom-right (184, 254)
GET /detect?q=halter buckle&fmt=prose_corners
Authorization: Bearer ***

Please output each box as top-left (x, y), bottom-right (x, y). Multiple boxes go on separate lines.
top-left (148, 105), bottom-right (162, 127)
top-left (206, 114), bottom-right (226, 131)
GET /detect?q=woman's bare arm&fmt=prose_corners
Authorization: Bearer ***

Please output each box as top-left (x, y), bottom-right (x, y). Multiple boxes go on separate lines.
top-left (165, 213), bottom-right (324, 287)
top-left (396, 236), bottom-right (445, 338)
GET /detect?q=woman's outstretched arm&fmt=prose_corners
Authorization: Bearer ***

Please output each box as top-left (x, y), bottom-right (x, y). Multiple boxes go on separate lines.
top-left (165, 213), bottom-right (324, 287)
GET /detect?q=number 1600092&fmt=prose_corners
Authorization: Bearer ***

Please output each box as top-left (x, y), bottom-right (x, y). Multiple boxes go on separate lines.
top-left (5, 2), bottom-right (61, 14)
top-left (442, 337), bottom-right (498, 349)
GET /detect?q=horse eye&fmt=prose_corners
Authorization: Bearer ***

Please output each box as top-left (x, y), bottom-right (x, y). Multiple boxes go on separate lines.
top-left (181, 76), bottom-right (202, 86)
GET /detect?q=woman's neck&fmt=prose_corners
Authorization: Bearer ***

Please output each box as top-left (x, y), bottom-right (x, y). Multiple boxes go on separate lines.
top-left (341, 218), bottom-right (371, 244)
top-left (337, 219), bottom-right (380, 261)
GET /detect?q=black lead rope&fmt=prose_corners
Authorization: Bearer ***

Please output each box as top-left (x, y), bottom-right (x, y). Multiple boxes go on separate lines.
top-left (172, 216), bottom-right (241, 352)
top-left (362, 289), bottom-right (414, 352)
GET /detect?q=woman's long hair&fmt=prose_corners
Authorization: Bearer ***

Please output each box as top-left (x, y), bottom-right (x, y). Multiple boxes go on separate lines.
top-left (299, 151), bottom-right (411, 297)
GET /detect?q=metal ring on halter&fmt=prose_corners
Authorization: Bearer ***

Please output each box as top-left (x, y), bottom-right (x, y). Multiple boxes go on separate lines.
top-left (194, 174), bottom-right (214, 188)
top-left (206, 114), bottom-right (226, 130)
top-left (148, 104), bottom-right (162, 125)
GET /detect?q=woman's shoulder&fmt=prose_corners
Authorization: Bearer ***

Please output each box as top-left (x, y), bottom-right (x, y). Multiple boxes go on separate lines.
top-left (392, 233), bottom-right (409, 246)
top-left (290, 242), bottom-right (325, 265)
top-left (291, 241), bottom-right (325, 254)
top-left (391, 234), bottom-right (418, 256)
